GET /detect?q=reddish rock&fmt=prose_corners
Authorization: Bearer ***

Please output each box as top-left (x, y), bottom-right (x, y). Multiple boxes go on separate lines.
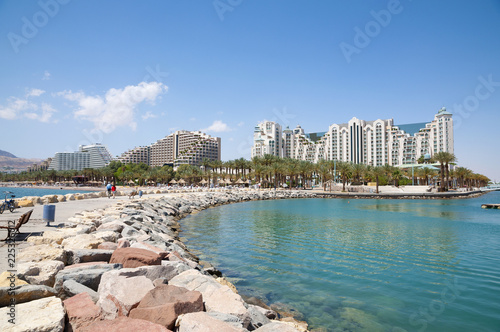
top-left (117, 239), bottom-right (130, 248)
top-left (128, 285), bottom-right (203, 330)
top-left (98, 242), bottom-right (118, 250)
top-left (64, 261), bottom-right (109, 270)
top-left (166, 251), bottom-right (186, 262)
top-left (63, 292), bottom-right (101, 331)
top-left (131, 242), bottom-right (169, 259)
top-left (81, 316), bottom-right (171, 332)
top-left (109, 248), bottom-right (162, 268)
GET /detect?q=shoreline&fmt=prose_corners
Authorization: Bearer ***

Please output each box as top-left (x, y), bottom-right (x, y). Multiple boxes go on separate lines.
top-left (1, 189), bottom-right (492, 330)
top-left (1, 190), bottom-right (315, 331)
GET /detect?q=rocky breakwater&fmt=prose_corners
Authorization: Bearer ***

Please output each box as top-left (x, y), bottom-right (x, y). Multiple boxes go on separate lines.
top-left (0, 190), bottom-right (314, 331)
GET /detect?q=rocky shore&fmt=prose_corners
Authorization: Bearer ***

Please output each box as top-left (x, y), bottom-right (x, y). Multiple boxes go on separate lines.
top-left (0, 190), bottom-right (315, 331)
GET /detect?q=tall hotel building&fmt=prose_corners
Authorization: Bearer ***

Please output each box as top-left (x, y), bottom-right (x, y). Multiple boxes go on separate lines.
top-left (252, 108), bottom-right (453, 166)
top-left (48, 144), bottom-right (113, 171)
top-left (117, 131), bottom-right (221, 168)
top-left (150, 130), bottom-right (221, 167)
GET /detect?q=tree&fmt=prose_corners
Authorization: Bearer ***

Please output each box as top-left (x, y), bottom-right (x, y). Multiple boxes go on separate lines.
top-left (337, 161), bottom-right (352, 192)
top-left (371, 166), bottom-right (384, 193)
top-left (434, 152), bottom-right (455, 191)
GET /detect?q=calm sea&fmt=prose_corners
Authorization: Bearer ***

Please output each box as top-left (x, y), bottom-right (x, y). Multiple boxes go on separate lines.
top-left (181, 191), bottom-right (500, 332)
top-left (0, 186), bottom-right (96, 199)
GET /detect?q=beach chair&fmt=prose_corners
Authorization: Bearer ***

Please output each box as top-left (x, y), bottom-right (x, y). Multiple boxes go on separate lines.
top-left (0, 209), bottom-right (33, 241)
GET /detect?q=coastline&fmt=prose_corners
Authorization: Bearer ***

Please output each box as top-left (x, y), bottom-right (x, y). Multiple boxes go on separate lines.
top-left (0, 188), bottom-right (490, 330)
top-left (0, 190), bottom-right (315, 331)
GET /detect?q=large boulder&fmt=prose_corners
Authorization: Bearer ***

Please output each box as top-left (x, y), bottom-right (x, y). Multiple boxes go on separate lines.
top-left (129, 285), bottom-right (203, 330)
top-left (63, 292), bottom-right (101, 331)
top-left (109, 247), bottom-right (162, 268)
top-left (0, 296), bottom-right (65, 332)
top-left (0, 271), bottom-right (28, 287)
top-left (97, 274), bottom-right (154, 319)
top-left (81, 316), bottom-right (171, 332)
top-left (176, 312), bottom-right (245, 332)
top-left (17, 244), bottom-right (68, 264)
top-left (169, 270), bottom-right (249, 319)
top-left (254, 321), bottom-right (304, 331)
top-left (54, 264), bottom-right (121, 297)
top-left (66, 249), bottom-right (114, 265)
top-left (131, 242), bottom-right (169, 259)
top-left (63, 279), bottom-right (99, 303)
top-left (0, 284), bottom-right (56, 307)
top-left (98, 241), bottom-right (118, 250)
top-left (16, 260), bottom-right (65, 287)
top-left (62, 234), bottom-right (104, 250)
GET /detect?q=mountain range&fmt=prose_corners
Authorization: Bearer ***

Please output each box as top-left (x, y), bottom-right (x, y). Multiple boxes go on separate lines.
top-left (0, 149), bottom-right (42, 172)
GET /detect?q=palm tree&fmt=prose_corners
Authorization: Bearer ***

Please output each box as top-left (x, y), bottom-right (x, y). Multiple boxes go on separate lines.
top-left (371, 166), bottom-right (384, 193)
top-left (434, 152), bottom-right (455, 191)
top-left (337, 161), bottom-right (352, 192)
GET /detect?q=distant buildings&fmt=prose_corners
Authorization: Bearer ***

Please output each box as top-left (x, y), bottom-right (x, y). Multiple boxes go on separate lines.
top-left (48, 144), bottom-right (113, 171)
top-left (116, 146), bottom-right (151, 165)
top-left (252, 108), bottom-right (454, 166)
top-left (118, 130), bottom-right (221, 168)
top-left (27, 158), bottom-right (52, 172)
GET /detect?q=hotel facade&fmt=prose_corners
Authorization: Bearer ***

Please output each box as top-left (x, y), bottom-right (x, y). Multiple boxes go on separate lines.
top-left (118, 130), bottom-right (221, 168)
top-left (48, 144), bottom-right (113, 171)
top-left (252, 108), bottom-right (453, 166)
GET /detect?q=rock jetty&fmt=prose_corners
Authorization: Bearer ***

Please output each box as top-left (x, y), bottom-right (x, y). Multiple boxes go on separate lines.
top-left (1, 190), bottom-right (314, 331)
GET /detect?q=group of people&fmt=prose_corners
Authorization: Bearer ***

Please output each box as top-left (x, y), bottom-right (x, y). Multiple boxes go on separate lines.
top-left (106, 183), bottom-right (143, 199)
top-left (106, 183), bottom-right (116, 198)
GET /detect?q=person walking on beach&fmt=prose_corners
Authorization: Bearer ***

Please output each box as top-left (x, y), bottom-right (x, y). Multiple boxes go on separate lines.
top-left (111, 184), bottom-right (116, 199)
top-left (106, 183), bottom-right (112, 198)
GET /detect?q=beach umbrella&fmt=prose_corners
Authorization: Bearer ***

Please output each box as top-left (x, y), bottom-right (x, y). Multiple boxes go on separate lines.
top-left (178, 179), bottom-right (187, 184)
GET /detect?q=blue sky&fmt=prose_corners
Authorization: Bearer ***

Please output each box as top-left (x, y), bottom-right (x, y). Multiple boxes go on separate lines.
top-left (1, 0), bottom-right (499, 180)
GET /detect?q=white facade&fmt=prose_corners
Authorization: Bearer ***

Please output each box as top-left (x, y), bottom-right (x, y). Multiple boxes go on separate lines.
top-left (48, 144), bottom-right (113, 171)
top-left (252, 108), bottom-right (454, 166)
top-left (117, 146), bottom-right (151, 165)
top-left (251, 121), bottom-right (283, 158)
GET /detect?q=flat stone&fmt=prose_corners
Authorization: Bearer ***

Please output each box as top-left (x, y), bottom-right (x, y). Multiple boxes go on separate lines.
top-left (81, 316), bottom-right (171, 332)
top-left (109, 247), bottom-right (162, 268)
top-left (129, 285), bottom-right (203, 330)
top-left (63, 261), bottom-right (110, 270)
top-left (98, 241), bottom-right (118, 250)
top-left (63, 292), bottom-right (101, 331)
top-left (254, 321), bottom-right (303, 332)
top-left (117, 238), bottom-right (131, 248)
top-left (0, 296), bottom-right (65, 332)
top-left (66, 249), bottom-right (114, 265)
top-left (97, 274), bottom-right (154, 319)
top-left (63, 279), bottom-right (99, 303)
top-left (0, 271), bottom-right (28, 287)
top-left (17, 244), bottom-right (68, 265)
top-left (62, 234), bottom-right (104, 250)
top-left (176, 312), bottom-right (245, 332)
top-left (0, 284), bottom-right (56, 307)
top-left (54, 265), bottom-right (121, 297)
top-left (169, 270), bottom-right (249, 319)
top-left (131, 241), bottom-right (169, 259)
top-left (16, 260), bottom-right (65, 287)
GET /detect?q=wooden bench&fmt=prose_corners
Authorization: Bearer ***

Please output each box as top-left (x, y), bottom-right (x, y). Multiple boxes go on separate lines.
top-left (0, 209), bottom-right (34, 241)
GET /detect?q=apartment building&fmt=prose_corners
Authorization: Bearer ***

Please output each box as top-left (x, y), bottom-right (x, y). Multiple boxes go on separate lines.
top-left (252, 108), bottom-right (453, 166)
top-left (48, 144), bottom-right (113, 171)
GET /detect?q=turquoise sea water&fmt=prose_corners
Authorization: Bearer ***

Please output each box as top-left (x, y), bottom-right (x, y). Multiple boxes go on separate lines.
top-left (0, 187), bottom-right (96, 199)
top-left (181, 192), bottom-right (500, 332)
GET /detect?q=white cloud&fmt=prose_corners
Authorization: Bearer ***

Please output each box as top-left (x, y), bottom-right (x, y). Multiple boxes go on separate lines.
top-left (24, 103), bottom-right (57, 123)
top-left (0, 94), bottom-right (57, 123)
top-left (26, 88), bottom-right (45, 97)
top-left (58, 81), bottom-right (167, 133)
top-left (42, 70), bottom-right (51, 80)
top-left (202, 120), bottom-right (232, 133)
top-left (142, 111), bottom-right (157, 120)
top-left (237, 121), bottom-right (244, 127)
top-left (189, 117), bottom-right (197, 121)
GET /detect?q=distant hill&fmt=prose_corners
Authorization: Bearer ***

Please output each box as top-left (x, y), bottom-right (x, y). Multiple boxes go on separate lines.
top-left (0, 152), bottom-right (42, 172)
top-left (0, 149), bottom-right (17, 158)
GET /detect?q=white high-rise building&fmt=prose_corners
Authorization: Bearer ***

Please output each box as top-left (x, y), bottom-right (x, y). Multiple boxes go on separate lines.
top-left (48, 144), bottom-right (113, 171)
top-left (251, 121), bottom-right (283, 158)
top-left (252, 108), bottom-right (454, 166)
